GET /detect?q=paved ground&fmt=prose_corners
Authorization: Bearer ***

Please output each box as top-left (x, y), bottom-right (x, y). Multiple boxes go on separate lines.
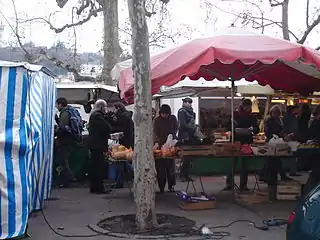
top-left (27, 176), bottom-right (300, 240)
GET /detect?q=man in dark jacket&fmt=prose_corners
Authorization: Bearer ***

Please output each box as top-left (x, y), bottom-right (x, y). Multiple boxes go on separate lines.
top-left (153, 104), bottom-right (178, 193)
top-left (178, 98), bottom-right (197, 143)
top-left (88, 99), bottom-right (112, 194)
top-left (178, 98), bottom-right (197, 181)
top-left (283, 105), bottom-right (299, 138)
top-left (224, 99), bottom-right (259, 191)
top-left (55, 98), bottom-right (76, 187)
top-left (113, 102), bottom-right (134, 149)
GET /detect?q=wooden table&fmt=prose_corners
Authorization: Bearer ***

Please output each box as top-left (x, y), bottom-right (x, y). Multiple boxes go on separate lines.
top-left (178, 145), bottom-right (296, 200)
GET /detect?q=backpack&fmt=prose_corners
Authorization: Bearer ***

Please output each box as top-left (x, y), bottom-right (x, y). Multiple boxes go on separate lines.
top-left (65, 106), bottom-right (84, 141)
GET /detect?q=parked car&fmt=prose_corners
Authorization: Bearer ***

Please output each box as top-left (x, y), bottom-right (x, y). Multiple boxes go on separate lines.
top-left (287, 183), bottom-right (320, 239)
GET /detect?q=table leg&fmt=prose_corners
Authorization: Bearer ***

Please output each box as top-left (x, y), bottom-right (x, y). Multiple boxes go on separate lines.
top-left (266, 157), bottom-right (278, 201)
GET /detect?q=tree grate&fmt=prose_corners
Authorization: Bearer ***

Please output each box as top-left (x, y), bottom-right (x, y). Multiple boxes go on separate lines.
top-left (97, 214), bottom-right (197, 236)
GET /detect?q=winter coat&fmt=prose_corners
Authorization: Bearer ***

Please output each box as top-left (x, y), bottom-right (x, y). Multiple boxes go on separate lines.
top-left (87, 110), bottom-right (112, 150)
top-left (231, 111), bottom-right (259, 144)
top-left (264, 116), bottom-right (283, 142)
top-left (177, 107), bottom-right (196, 141)
top-left (112, 109), bottom-right (134, 148)
top-left (153, 115), bottom-right (178, 146)
top-left (309, 119), bottom-right (320, 142)
top-left (283, 112), bottom-right (298, 136)
top-left (55, 106), bottom-right (75, 146)
top-left (298, 114), bottom-right (311, 142)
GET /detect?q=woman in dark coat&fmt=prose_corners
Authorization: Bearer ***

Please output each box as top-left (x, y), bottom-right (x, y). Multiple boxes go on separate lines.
top-left (297, 103), bottom-right (311, 143)
top-left (112, 102), bottom-right (134, 149)
top-left (87, 99), bottom-right (112, 194)
top-left (224, 99), bottom-right (259, 191)
top-left (153, 104), bottom-right (178, 193)
top-left (263, 105), bottom-right (291, 199)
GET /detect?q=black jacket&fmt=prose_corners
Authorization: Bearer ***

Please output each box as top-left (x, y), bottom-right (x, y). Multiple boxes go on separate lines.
top-left (231, 111), bottom-right (259, 144)
top-left (87, 110), bottom-right (112, 150)
top-left (154, 115), bottom-right (178, 146)
top-left (264, 117), bottom-right (283, 142)
top-left (178, 107), bottom-right (196, 141)
top-left (309, 119), bottom-right (320, 142)
top-left (112, 109), bottom-right (134, 148)
top-left (298, 114), bottom-right (311, 142)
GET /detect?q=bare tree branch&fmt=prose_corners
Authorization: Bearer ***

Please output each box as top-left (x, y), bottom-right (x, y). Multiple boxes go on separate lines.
top-left (205, 0), bottom-right (301, 41)
top-left (19, 7), bottom-right (102, 33)
top-left (0, 0), bottom-right (33, 61)
top-left (316, 46), bottom-right (320, 51)
top-left (4, 0), bottom-right (96, 82)
top-left (269, 0), bottom-right (283, 7)
top-left (298, 14), bottom-right (320, 44)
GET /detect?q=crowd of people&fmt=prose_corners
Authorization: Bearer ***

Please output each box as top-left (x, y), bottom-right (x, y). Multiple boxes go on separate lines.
top-left (54, 97), bottom-right (199, 195)
top-left (54, 96), bottom-right (320, 197)
top-left (223, 99), bottom-right (320, 198)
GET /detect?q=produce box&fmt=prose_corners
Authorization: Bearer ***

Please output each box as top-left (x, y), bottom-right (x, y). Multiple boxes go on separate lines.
top-left (277, 181), bottom-right (301, 201)
top-left (274, 143), bottom-right (292, 156)
top-left (180, 145), bottom-right (213, 156)
top-left (251, 144), bottom-right (275, 156)
top-left (212, 143), bottom-right (241, 156)
top-left (177, 191), bottom-right (216, 211)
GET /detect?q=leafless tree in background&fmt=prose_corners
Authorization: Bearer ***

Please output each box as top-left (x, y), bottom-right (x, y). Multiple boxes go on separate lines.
top-left (203, 0), bottom-right (320, 47)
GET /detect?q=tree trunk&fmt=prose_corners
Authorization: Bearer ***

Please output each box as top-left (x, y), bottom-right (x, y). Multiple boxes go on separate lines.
top-left (128, 0), bottom-right (157, 230)
top-left (281, 0), bottom-right (290, 40)
top-left (101, 0), bottom-right (120, 85)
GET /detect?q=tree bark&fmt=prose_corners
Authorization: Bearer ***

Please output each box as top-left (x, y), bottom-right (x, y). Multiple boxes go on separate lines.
top-left (128, 0), bottom-right (157, 230)
top-left (281, 0), bottom-right (290, 40)
top-left (101, 0), bottom-right (121, 85)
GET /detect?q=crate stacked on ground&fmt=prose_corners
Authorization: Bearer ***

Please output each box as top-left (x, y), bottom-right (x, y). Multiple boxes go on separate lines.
top-left (277, 181), bottom-right (301, 201)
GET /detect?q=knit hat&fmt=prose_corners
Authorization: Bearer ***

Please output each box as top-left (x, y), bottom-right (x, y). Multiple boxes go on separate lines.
top-left (159, 104), bottom-right (171, 115)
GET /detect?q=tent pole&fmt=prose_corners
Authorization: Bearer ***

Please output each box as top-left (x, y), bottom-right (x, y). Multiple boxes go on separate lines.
top-left (231, 79), bottom-right (235, 143)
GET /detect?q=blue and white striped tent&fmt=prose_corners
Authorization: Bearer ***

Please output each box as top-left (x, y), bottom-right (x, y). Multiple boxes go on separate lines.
top-left (0, 61), bottom-right (56, 239)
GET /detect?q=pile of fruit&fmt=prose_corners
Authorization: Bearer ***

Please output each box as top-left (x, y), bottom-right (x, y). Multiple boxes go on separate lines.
top-left (253, 133), bottom-right (266, 144)
top-left (110, 145), bottom-right (133, 161)
top-left (153, 147), bottom-right (180, 158)
top-left (298, 142), bottom-right (320, 149)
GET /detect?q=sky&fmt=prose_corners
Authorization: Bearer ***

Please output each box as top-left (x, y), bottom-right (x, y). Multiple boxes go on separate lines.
top-left (0, 0), bottom-right (320, 53)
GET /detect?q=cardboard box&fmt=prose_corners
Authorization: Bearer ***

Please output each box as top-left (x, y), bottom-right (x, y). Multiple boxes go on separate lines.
top-left (274, 143), bottom-right (292, 156)
top-left (277, 181), bottom-right (301, 200)
top-left (212, 143), bottom-right (241, 156)
top-left (251, 145), bottom-right (275, 156)
top-left (179, 200), bottom-right (216, 211)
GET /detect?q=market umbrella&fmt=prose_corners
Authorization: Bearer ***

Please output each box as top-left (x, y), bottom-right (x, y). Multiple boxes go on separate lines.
top-left (115, 27), bottom-right (320, 104)
top-left (114, 27), bottom-right (320, 143)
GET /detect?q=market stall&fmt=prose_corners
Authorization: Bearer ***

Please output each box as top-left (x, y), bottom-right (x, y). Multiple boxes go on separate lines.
top-left (52, 82), bottom-right (121, 185)
top-left (0, 61), bottom-right (56, 239)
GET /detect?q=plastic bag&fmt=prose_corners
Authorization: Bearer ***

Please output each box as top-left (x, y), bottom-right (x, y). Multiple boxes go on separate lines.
top-left (161, 134), bottom-right (178, 150)
top-left (268, 135), bottom-right (284, 146)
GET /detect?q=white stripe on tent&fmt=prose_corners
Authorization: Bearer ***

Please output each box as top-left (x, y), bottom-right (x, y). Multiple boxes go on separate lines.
top-left (0, 67), bottom-right (10, 237)
top-left (0, 65), bottom-right (55, 239)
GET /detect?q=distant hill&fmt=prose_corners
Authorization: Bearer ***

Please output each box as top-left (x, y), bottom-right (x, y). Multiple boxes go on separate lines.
top-left (0, 42), bottom-right (104, 76)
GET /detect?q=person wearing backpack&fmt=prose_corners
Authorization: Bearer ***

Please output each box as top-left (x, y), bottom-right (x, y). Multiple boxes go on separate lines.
top-left (55, 97), bottom-right (83, 187)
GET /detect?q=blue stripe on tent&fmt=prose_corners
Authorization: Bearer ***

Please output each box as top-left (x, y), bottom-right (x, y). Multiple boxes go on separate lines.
top-left (5, 67), bottom-right (17, 237)
top-left (18, 73), bottom-right (29, 236)
top-left (33, 144), bottom-right (41, 210)
top-left (46, 82), bottom-right (55, 197)
top-left (0, 67), bottom-right (2, 237)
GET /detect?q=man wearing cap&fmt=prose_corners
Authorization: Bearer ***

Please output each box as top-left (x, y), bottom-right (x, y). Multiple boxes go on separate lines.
top-left (178, 97), bottom-right (197, 181)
